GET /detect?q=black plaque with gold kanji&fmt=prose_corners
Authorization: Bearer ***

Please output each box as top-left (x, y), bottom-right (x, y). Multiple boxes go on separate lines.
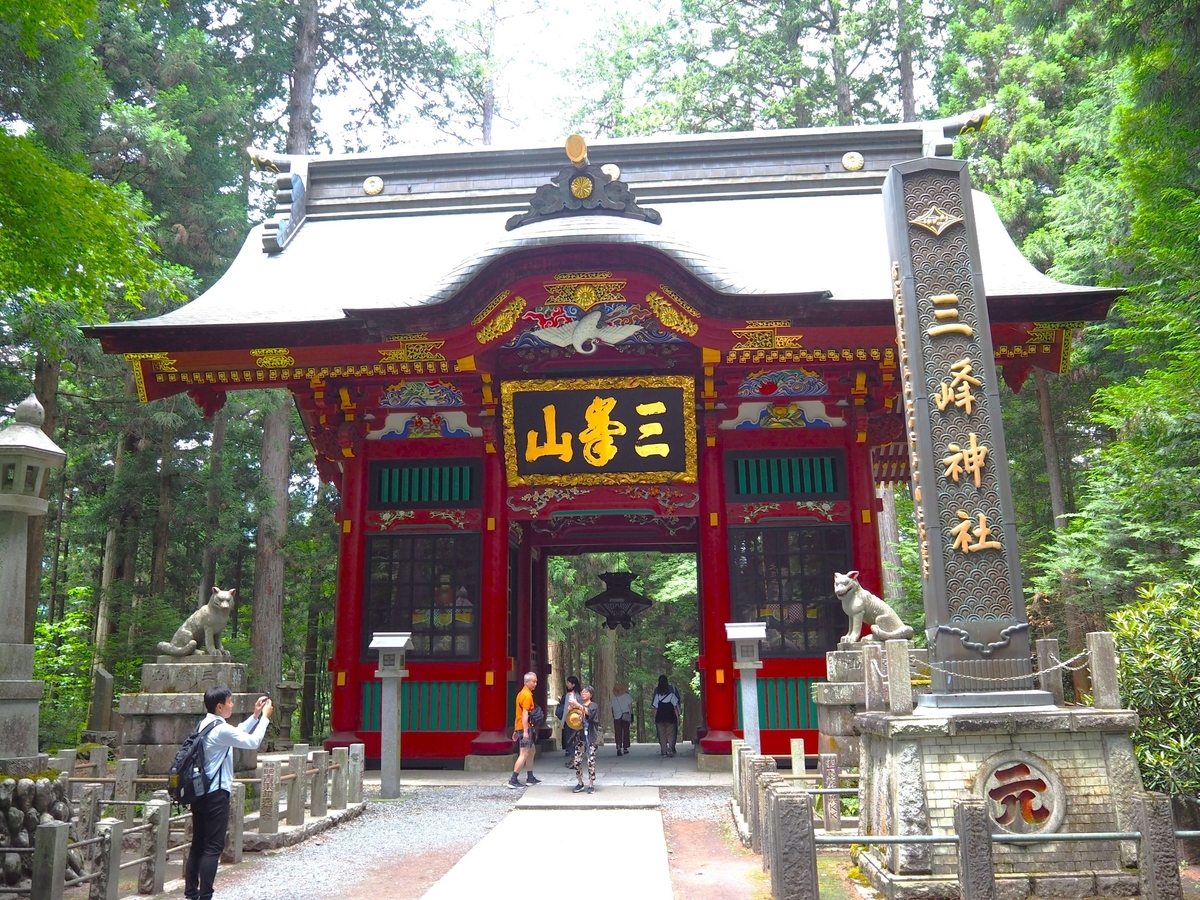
top-left (500, 376), bottom-right (697, 486)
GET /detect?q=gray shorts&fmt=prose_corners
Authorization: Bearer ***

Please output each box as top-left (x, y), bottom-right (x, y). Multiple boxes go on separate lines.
top-left (517, 731), bottom-right (536, 749)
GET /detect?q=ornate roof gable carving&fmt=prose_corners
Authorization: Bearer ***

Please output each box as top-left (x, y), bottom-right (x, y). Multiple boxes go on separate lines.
top-left (505, 135), bottom-right (662, 231)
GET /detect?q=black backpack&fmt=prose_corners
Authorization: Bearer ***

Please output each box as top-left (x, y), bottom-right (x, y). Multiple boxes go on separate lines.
top-left (528, 705), bottom-right (547, 729)
top-left (167, 720), bottom-right (224, 804)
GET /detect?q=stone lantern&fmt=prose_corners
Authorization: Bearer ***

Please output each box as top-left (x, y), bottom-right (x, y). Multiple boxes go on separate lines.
top-left (0, 395), bottom-right (66, 775)
top-left (369, 631), bottom-right (411, 799)
top-left (726, 622), bottom-right (766, 754)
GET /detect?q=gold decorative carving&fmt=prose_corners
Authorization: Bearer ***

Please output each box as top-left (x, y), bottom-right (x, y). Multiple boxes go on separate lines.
top-left (124, 352), bottom-right (174, 402)
top-left (475, 295), bottom-right (527, 344)
top-left (500, 376), bottom-right (698, 487)
top-left (744, 320), bottom-right (791, 328)
top-left (543, 280), bottom-right (626, 310)
top-left (471, 291), bottom-right (510, 326)
top-left (363, 176), bottom-right (384, 195)
top-left (659, 285), bottom-right (700, 318)
top-left (378, 338), bottom-right (446, 363)
top-left (908, 205), bottom-right (964, 236)
top-left (553, 271), bottom-right (612, 282)
top-left (252, 348), bottom-right (294, 368)
top-left (570, 176), bottom-right (593, 199)
top-left (383, 332), bottom-right (428, 342)
top-left (841, 151), bottom-right (865, 171)
top-left (644, 290), bottom-right (699, 336)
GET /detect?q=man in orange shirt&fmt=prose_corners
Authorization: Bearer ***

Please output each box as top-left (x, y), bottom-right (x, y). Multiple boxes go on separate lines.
top-left (507, 671), bottom-right (541, 788)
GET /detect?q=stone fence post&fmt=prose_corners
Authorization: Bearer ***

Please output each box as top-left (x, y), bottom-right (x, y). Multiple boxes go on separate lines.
top-left (954, 797), bottom-right (996, 900)
top-left (137, 798), bottom-right (169, 895)
top-left (757, 771), bottom-right (784, 875)
top-left (90, 818), bottom-right (123, 900)
top-left (1087, 631), bottom-right (1122, 709)
top-left (89, 745), bottom-right (108, 780)
top-left (886, 639), bottom-right (913, 715)
top-left (259, 760), bottom-right (280, 835)
top-left (77, 784), bottom-right (104, 863)
top-left (348, 744), bottom-right (365, 804)
top-left (287, 752), bottom-right (306, 826)
top-left (820, 752), bottom-right (842, 832)
top-left (1132, 791), bottom-right (1182, 900)
top-left (863, 643), bottom-right (887, 711)
top-left (746, 755), bottom-right (777, 854)
top-left (330, 747), bottom-right (348, 810)
top-left (113, 759), bottom-right (138, 825)
top-left (30, 820), bottom-right (69, 900)
top-left (52, 749), bottom-right (76, 777)
top-left (766, 785), bottom-right (818, 900)
top-left (1036, 638), bottom-right (1066, 705)
top-left (311, 750), bottom-right (329, 818)
top-left (223, 781), bottom-right (245, 864)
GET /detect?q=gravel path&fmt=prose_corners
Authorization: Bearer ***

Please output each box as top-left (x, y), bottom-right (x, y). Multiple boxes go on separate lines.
top-left (661, 786), bottom-right (735, 823)
top-left (166, 786), bottom-right (520, 900)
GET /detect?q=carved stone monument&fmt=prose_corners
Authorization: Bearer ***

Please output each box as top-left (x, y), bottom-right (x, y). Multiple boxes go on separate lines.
top-left (0, 396), bottom-right (65, 776)
top-left (841, 158), bottom-right (1146, 900)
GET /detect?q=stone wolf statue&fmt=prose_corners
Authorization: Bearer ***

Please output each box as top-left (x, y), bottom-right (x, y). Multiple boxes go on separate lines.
top-left (834, 571), bottom-right (913, 643)
top-left (157, 587), bottom-right (235, 657)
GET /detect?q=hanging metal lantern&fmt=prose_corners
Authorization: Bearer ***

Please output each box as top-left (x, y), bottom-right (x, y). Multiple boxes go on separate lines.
top-left (584, 571), bottom-right (652, 630)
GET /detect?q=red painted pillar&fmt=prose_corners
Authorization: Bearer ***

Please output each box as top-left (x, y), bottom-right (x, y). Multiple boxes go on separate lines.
top-left (847, 433), bottom-right (884, 598)
top-left (698, 423), bottom-right (736, 754)
top-left (516, 524), bottom-right (532, 682)
top-left (532, 549), bottom-right (550, 732)
top-left (470, 444), bottom-right (512, 754)
top-left (326, 454), bottom-right (365, 747)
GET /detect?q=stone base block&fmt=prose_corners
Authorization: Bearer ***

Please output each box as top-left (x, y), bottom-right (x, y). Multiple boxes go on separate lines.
top-left (816, 733), bottom-right (858, 768)
top-left (1095, 872), bottom-right (1139, 896)
top-left (994, 875), bottom-right (1031, 900)
top-left (120, 742), bottom-right (258, 775)
top-left (1029, 873), bottom-right (1096, 898)
top-left (0, 697), bottom-right (42, 760)
top-left (463, 753), bottom-right (518, 772)
top-left (0, 753), bottom-right (49, 777)
top-left (80, 730), bottom-right (119, 750)
top-left (0, 643), bottom-right (34, 679)
top-left (237, 801), bottom-right (367, 853)
top-left (858, 848), bottom-right (959, 900)
top-left (141, 660), bottom-right (248, 694)
top-left (695, 749), bottom-right (732, 773)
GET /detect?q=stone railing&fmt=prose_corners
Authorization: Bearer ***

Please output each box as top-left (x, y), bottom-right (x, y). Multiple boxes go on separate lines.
top-left (15, 743), bottom-right (366, 898)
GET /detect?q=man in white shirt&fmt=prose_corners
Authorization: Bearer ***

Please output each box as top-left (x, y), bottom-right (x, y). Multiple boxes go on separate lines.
top-left (611, 683), bottom-right (633, 756)
top-left (186, 686), bottom-right (272, 900)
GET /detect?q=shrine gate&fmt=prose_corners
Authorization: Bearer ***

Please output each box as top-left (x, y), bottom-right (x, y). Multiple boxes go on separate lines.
top-left (88, 112), bottom-right (1116, 764)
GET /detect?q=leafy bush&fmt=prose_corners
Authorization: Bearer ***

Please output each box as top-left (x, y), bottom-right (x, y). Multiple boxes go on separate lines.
top-left (34, 607), bottom-right (95, 749)
top-left (1110, 582), bottom-right (1200, 795)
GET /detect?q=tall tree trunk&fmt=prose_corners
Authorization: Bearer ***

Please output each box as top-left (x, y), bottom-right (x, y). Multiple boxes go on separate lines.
top-left (480, 0), bottom-right (498, 144)
top-left (896, 0), bottom-right (917, 122)
top-left (1034, 367), bottom-right (1088, 696)
top-left (199, 407), bottom-right (227, 603)
top-left (24, 354), bottom-right (60, 642)
top-left (94, 431), bottom-right (133, 671)
top-left (1033, 368), bottom-right (1068, 530)
top-left (595, 629), bottom-right (616, 741)
top-left (150, 444), bottom-right (173, 597)
top-left (825, 0), bottom-right (854, 125)
top-left (877, 485), bottom-right (905, 603)
top-left (231, 542), bottom-right (245, 637)
top-left (287, 0), bottom-right (320, 155)
top-left (47, 423), bottom-right (70, 624)
top-left (252, 397), bottom-right (291, 691)
top-left (300, 600), bottom-right (320, 741)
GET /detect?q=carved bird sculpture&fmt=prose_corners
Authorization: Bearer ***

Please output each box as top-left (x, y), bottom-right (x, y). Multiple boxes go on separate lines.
top-left (527, 309), bottom-right (643, 354)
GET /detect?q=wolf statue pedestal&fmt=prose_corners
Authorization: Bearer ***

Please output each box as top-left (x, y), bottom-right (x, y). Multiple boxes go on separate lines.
top-left (118, 657), bottom-right (260, 776)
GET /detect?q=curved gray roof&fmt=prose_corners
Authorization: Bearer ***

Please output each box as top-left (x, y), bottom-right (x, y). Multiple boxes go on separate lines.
top-left (90, 114), bottom-right (1115, 347)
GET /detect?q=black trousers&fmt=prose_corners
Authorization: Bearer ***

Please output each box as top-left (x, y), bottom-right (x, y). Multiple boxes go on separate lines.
top-left (186, 789), bottom-right (230, 900)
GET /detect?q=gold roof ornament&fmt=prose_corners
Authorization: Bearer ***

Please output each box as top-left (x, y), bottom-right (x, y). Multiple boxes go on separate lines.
top-left (565, 134), bottom-right (589, 168)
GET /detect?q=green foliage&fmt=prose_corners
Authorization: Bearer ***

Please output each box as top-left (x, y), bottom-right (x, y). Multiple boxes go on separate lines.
top-left (34, 603), bottom-right (95, 748)
top-left (1110, 582), bottom-right (1200, 795)
top-left (0, 132), bottom-right (182, 318)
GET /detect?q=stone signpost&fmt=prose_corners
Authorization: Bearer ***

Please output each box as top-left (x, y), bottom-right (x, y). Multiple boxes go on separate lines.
top-left (817, 158), bottom-right (1151, 900)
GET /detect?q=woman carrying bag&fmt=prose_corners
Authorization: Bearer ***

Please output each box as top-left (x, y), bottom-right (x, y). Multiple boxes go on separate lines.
top-left (567, 685), bottom-right (600, 794)
top-left (556, 675), bottom-right (581, 766)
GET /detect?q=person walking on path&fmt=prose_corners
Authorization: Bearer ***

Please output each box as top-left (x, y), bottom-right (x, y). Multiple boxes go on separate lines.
top-left (186, 686), bottom-right (271, 900)
top-left (508, 671), bottom-right (541, 788)
top-left (611, 683), bottom-right (632, 755)
top-left (556, 674), bottom-right (581, 766)
top-left (569, 685), bottom-right (600, 794)
top-left (651, 675), bottom-right (680, 758)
